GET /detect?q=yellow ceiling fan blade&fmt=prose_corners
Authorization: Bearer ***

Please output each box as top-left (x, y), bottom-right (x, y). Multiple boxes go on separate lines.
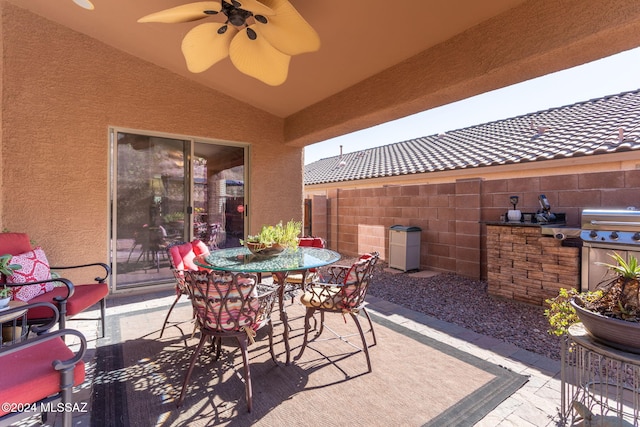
top-left (257, 0), bottom-right (320, 55)
top-left (233, 0), bottom-right (274, 16)
top-left (181, 23), bottom-right (238, 73)
top-left (229, 25), bottom-right (290, 86)
top-left (138, 1), bottom-right (222, 24)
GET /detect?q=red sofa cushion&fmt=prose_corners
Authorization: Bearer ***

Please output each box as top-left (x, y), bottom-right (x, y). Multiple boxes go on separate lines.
top-left (25, 283), bottom-right (109, 320)
top-left (8, 247), bottom-right (54, 302)
top-left (0, 337), bottom-right (85, 416)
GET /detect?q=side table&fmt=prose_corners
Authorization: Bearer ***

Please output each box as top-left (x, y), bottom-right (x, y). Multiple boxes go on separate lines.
top-left (562, 323), bottom-right (640, 426)
top-left (0, 301), bottom-right (28, 345)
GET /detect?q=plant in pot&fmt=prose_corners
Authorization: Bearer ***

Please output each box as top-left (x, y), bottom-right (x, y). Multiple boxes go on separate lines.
top-left (240, 220), bottom-right (302, 258)
top-left (546, 252), bottom-right (640, 353)
top-left (0, 254), bottom-right (21, 308)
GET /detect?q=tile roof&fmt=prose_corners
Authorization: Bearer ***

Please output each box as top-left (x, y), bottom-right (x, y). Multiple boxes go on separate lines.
top-left (304, 89), bottom-right (640, 185)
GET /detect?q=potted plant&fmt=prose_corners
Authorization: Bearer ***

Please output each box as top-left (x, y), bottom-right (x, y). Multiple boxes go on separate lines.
top-left (240, 220), bottom-right (302, 258)
top-left (546, 252), bottom-right (640, 353)
top-left (0, 254), bottom-right (21, 308)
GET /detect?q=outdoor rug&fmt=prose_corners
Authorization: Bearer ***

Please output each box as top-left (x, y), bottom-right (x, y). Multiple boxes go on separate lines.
top-left (91, 300), bottom-right (527, 426)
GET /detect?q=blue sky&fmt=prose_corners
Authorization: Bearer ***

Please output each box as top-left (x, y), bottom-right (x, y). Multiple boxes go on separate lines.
top-left (304, 47), bottom-right (640, 165)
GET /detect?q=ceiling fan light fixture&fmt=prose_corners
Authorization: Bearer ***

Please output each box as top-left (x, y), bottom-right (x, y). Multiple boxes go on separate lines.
top-left (138, 0), bottom-right (318, 85)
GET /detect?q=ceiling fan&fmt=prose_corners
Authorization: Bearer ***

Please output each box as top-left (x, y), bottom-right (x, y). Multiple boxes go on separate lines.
top-left (138, 0), bottom-right (320, 86)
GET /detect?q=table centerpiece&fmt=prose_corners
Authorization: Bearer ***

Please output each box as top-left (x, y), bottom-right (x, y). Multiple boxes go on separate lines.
top-left (240, 220), bottom-right (302, 258)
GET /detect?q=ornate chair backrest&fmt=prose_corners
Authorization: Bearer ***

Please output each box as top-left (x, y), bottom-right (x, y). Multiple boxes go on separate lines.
top-left (166, 240), bottom-right (210, 293)
top-left (337, 252), bottom-right (379, 310)
top-left (184, 270), bottom-right (278, 333)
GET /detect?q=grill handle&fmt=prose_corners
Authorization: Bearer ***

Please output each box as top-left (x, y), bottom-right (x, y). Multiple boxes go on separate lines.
top-left (590, 220), bottom-right (640, 227)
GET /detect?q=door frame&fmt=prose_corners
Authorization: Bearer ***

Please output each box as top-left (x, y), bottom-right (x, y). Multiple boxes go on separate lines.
top-left (108, 126), bottom-right (250, 294)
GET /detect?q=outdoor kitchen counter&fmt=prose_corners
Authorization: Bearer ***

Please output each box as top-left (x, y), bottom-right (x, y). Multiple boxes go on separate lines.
top-left (486, 224), bottom-right (580, 306)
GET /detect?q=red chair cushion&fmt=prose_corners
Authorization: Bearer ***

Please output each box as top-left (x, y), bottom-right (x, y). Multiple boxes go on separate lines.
top-left (7, 248), bottom-right (54, 302)
top-left (0, 233), bottom-right (32, 257)
top-left (25, 283), bottom-right (108, 320)
top-left (0, 337), bottom-right (85, 416)
top-left (298, 237), bottom-right (325, 248)
top-left (344, 253), bottom-right (374, 285)
top-left (168, 240), bottom-right (210, 271)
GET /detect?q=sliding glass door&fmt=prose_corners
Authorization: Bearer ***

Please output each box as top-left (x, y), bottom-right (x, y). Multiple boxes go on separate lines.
top-left (110, 129), bottom-right (247, 291)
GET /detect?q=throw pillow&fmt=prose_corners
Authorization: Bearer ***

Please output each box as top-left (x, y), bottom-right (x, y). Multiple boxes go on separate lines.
top-left (7, 247), bottom-right (54, 302)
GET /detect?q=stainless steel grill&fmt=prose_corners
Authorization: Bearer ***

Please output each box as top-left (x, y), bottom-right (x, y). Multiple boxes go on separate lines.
top-left (581, 208), bottom-right (640, 290)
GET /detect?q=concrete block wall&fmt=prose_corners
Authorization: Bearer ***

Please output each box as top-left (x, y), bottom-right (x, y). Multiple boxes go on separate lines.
top-left (322, 169), bottom-right (640, 285)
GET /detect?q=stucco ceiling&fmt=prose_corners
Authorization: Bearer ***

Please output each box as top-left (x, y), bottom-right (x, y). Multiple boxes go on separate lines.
top-left (7, 0), bottom-right (526, 118)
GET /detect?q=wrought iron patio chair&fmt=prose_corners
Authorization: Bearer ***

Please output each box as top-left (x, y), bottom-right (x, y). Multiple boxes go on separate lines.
top-left (160, 239), bottom-right (210, 338)
top-left (177, 270), bottom-right (279, 412)
top-left (295, 252), bottom-right (379, 372)
top-left (0, 232), bottom-right (110, 337)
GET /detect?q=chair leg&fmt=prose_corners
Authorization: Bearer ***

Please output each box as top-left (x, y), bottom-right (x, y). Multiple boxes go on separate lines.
top-left (316, 311), bottom-right (326, 337)
top-left (126, 242), bottom-right (139, 263)
top-left (177, 334), bottom-right (208, 407)
top-left (349, 312), bottom-right (372, 373)
top-left (213, 337), bottom-right (222, 361)
top-left (267, 320), bottom-right (277, 364)
top-left (361, 307), bottom-right (377, 346)
top-left (236, 335), bottom-right (253, 412)
top-left (295, 307), bottom-right (315, 361)
top-left (100, 298), bottom-right (107, 338)
top-left (159, 293), bottom-right (182, 338)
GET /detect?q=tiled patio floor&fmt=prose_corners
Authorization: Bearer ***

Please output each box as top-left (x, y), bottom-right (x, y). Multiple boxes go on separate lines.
top-left (64, 284), bottom-right (563, 426)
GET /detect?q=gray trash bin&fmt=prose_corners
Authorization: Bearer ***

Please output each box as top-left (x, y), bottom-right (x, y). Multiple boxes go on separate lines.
top-left (388, 225), bottom-right (421, 271)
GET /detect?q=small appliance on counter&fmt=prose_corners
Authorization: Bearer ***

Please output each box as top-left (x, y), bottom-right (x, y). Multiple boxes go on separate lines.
top-left (507, 195), bottom-right (522, 222)
top-left (501, 194), bottom-right (565, 224)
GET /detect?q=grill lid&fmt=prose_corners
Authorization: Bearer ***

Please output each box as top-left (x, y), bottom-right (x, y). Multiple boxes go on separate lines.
top-left (581, 208), bottom-right (640, 231)
top-left (581, 207), bottom-right (640, 245)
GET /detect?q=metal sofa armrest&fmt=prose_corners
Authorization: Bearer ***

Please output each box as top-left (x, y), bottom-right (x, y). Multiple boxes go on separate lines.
top-left (3, 278), bottom-right (74, 301)
top-left (0, 326), bottom-right (87, 368)
top-left (49, 262), bottom-right (111, 283)
top-left (0, 301), bottom-right (61, 340)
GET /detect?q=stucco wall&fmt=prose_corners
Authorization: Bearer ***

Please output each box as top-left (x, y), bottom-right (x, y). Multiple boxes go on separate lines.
top-left (0, 3), bottom-right (302, 282)
top-left (317, 169), bottom-right (640, 281)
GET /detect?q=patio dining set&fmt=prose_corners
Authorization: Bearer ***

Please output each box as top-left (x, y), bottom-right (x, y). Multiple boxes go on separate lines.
top-left (164, 238), bottom-right (380, 412)
top-left (0, 232), bottom-right (380, 426)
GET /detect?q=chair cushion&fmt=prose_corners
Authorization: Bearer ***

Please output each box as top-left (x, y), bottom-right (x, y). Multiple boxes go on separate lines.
top-left (298, 237), bottom-right (325, 248)
top-left (26, 283), bottom-right (108, 320)
top-left (7, 248), bottom-right (54, 302)
top-left (300, 285), bottom-right (341, 310)
top-left (0, 233), bottom-right (32, 258)
top-left (191, 276), bottom-right (260, 332)
top-left (285, 271), bottom-right (320, 285)
top-left (0, 337), bottom-right (85, 417)
top-left (343, 253), bottom-right (374, 285)
top-left (168, 240), bottom-right (210, 271)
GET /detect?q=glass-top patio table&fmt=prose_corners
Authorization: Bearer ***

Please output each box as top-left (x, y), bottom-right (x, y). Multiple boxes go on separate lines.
top-left (195, 246), bottom-right (341, 364)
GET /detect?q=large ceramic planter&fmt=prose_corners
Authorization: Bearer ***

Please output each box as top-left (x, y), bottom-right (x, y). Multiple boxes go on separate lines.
top-left (571, 298), bottom-right (640, 354)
